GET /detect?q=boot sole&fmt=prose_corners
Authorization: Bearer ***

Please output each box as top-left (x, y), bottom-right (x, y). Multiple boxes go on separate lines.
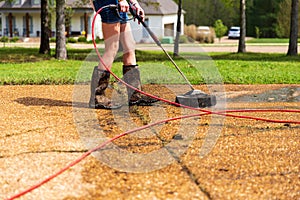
top-left (89, 103), bottom-right (122, 110)
top-left (129, 99), bottom-right (159, 106)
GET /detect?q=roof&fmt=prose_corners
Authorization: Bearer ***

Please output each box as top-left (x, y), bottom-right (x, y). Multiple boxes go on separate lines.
top-left (0, 0), bottom-right (40, 9)
top-left (139, 0), bottom-right (178, 15)
top-left (0, 0), bottom-right (179, 15)
top-left (65, 0), bottom-right (91, 8)
top-left (0, 0), bottom-right (91, 10)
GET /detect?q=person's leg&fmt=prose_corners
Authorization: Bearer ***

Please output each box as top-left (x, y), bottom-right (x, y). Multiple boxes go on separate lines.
top-left (120, 23), bottom-right (159, 106)
top-left (89, 22), bottom-right (122, 109)
top-left (99, 22), bottom-right (121, 70)
top-left (120, 22), bottom-right (136, 65)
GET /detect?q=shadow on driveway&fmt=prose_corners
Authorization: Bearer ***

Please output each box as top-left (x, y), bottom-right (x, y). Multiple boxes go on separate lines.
top-left (15, 97), bottom-right (88, 108)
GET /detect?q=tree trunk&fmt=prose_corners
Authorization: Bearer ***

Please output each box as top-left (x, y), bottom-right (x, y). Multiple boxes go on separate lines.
top-left (56, 0), bottom-right (67, 60)
top-left (238, 0), bottom-right (246, 53)
top-left (287, 0), bottom-right (299, 56)
top-left (173, 0), bottom-right (182, 57)
top-left (39, 0), bottom-right (50, 54)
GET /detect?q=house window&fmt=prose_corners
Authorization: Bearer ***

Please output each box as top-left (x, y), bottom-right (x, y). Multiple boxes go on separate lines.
top-left (88, 17), bottom-right (91, 34)
top-left (5, 15), bottom-right (16, 35)
top-left (32, 0), bottom-right (40, 5)
top-left (80, 17), bottom-right (85, 34)
top-left (164, 23), bottom-right (174, 37)
top-left (23, 15), bottom-right (33, 35)
top-left (80, 15), bottom-right (91, 35)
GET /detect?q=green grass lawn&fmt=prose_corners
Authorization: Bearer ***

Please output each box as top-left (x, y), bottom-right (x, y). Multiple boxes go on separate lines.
top-left (0, 60), bottom-right (82, 84)
top-left (246, 38), bottom-right (300, 44)
top-left (0, 47), bottom-right (299, 85)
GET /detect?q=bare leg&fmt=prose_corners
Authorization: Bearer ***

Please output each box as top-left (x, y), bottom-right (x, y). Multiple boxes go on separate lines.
top-left (88, 22), bottom-right (123, 109)
top-left (99, 22), bottom-right (121, 70)
top-left (120, 23), bottom-right (136, 65)
top-left (120, 23), bottom-right (159, 106)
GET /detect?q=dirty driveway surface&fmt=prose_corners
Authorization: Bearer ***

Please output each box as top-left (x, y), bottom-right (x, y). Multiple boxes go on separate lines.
top-left (1, 84), bottom-right (299, 199)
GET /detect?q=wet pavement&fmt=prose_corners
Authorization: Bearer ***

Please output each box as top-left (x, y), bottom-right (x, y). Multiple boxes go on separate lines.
top-left (229, 86), bottom-right (300, 103)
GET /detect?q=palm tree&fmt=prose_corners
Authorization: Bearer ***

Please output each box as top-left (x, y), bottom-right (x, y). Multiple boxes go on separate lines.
top-left (287, 0), bottom-right (299, 56)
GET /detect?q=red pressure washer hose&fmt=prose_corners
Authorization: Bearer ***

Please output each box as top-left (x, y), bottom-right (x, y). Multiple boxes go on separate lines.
top-left (6, 4), bottom-right (300, 200)
top-left (6, 109), bottom-right (300, 200)
top-left (91, 5), bottom-right (300, 124)
top-left (5, 112), bottom-right (209, 200)
top-left (7, 108), bottom-right (300, 200)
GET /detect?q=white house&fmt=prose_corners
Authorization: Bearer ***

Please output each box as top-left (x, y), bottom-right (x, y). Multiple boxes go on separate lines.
top-left (0, 0), bottom-right (92, 38)
top-left (128, 0), bottom-right (184, 43)
top-left (0, 0), bottom-right (184, 43)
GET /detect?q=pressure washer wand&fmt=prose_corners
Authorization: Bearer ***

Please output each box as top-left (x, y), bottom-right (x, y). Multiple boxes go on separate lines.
top-left (129, 5), bottom-right (195, 91)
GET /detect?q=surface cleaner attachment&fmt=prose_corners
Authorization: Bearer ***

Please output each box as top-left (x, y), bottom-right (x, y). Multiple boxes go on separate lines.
top-left (175, 90), bottom-right (217, 108)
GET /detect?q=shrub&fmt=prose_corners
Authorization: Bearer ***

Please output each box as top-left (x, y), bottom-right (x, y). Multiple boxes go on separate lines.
top-left (10, 37), bottom-right (19, 43)
top-left (67, 37), bottom-right (77, 43)
top-left (77, 36), bottom-right (87, 43)
top-left (49, 37), bottom-right (56, 43)
top-left (87, 37), bottom-right (103, 44)
top-left (184, 24), bottom-right (215, 43)
top-left (195, 27), bottom-right (215, 43)
top-left (210, 28), bottom-right (216, 43)
top-left (0, 36), bottom-right (9, 47)
top-left (255, 26), bottom-right (260, 39)
top-left (184, 24), bottom-right (197, 42)
top-left (0, 36), bottom-right (9, 43)
top-left (95, 37), bottom-right (103, 43)
top-left (214, 19), bottom-right (228, 42)
top-left (179, 35), bottom-right (189, 43)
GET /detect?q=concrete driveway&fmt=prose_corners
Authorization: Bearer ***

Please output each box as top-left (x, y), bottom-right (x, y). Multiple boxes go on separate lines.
top-left (1, 84), bottom-right (300, 199)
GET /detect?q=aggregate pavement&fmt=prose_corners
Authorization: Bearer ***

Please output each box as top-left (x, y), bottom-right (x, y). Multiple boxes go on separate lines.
top-left (1, 84), bottom-right (299, 199)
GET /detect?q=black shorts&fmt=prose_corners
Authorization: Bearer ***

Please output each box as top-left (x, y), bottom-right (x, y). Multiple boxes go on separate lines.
top-left (93, 0), bottom-right (128, 24)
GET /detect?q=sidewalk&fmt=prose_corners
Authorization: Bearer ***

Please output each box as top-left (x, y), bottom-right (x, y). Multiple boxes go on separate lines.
top-left (0, 37), bottom-right (293, 53)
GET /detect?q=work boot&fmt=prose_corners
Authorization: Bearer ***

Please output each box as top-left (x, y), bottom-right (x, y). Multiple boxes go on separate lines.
top-left (89, 66), bottom-right (122, 109)
top-left (123, 65), bottom-right (159, 106)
